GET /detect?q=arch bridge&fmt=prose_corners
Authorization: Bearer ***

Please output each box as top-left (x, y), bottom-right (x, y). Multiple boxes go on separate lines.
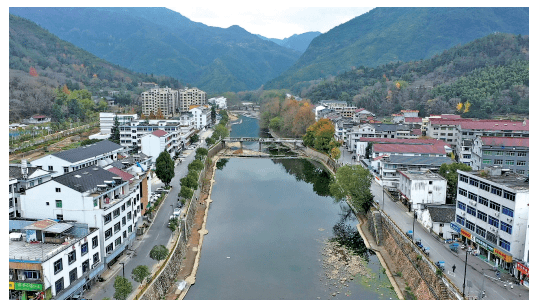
top-left (222, 137), bottom-right (304, 151)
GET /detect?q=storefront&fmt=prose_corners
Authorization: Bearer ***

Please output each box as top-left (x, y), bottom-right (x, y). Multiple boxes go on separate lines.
top-left (515, 262), bottom-right (529, 286)
top-left (9, 281), bottom-right (45, 300)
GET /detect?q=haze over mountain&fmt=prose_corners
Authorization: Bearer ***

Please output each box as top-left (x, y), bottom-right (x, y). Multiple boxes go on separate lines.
top-left (257, 31), bottom-right (322, 53)
top-left (9, 7), bottom-right (301, 93)
top-left (266, 7), bottom-right (529, 90)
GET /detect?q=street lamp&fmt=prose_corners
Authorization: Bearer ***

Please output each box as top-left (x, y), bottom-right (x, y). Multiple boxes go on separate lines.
top-left (119, 262), bottom-right (125, 278)
top-left (412, 210), bottom-right (417, 241)
top-left (382, 186), bottom-right (385, 212)
top-left (462, 234), bottom-right (470, 298)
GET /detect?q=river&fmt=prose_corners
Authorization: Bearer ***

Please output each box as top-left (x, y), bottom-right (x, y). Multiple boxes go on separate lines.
top-left (185, 115), bottom-right (397, 300)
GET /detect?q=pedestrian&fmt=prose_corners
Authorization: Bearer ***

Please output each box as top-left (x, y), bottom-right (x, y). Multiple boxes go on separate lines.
top-left (452, 264), bottom-right (456, 273)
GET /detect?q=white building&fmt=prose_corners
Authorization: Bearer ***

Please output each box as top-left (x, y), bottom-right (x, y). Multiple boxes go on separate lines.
top-left (398, 170), bottom-right (447, 212)
top-left (118, 119), bottom-right (195, 151)
top-left (190, 105), bottom-right (213, 130)
top-left (9, 219), bottom-right (102, 299)
top-left (418, 204), bottom-right (456, 240)
top-left (140, 129), bottom-right (183, 159)
top-left (19, 165), bottom-right (143, 269)
top-left (9, 161), bottom-right (54, 217)
top-left (207, 96), bottom-right (227, 110)
top-left (451, 167), bottom-right (529, 273)
top-left (99, 113), bottom-right (138, 135)
top-left (31, 140), bottom-right (124, 177)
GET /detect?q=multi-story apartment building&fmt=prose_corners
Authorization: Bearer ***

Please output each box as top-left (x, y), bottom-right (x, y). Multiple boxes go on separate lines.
top-left (207, 96), bottom-right (227, 110)
top-left (9, 161), bottom-right (54, 217)
top-left (451, 167), bottom-right (529, 274)
top-left (140, 129), bottom-right (183, 159)
top-left (398, 170), bottom-right (447, 212)
top-left (19, 165), bottom-right (144, 269)
top-left (118, 119), bottom-right (195, 153)
top-left (190, 105), bottom-right (213, 130)
top-left (99, 113), bottom-right (138, 135)
top-left (9, 219), bottom-right (102, 300)
top-left (471, 136), bottom-right (529, 175)
top-left (177, 87), bottom-right (206, 112)
top-left (31, 140), bottom-right (125, 177)
top-left (141, 87), bottom-right (179, 118)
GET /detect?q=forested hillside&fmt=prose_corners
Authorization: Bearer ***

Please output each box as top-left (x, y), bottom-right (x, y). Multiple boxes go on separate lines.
top-left (9, 14), bottom-right (181, 122)
top-left (300, 33), bottom-right (529, 118)
top-left (266, 7), bottom-right (529, 90)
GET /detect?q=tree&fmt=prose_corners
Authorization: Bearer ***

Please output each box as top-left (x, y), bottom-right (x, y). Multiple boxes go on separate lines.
top-left (205, 137), bottom-right (215, 146)
top-left (438, 162), bottom-right (472, 204)
top-left (149, 245), bottom-right (169, 262)
top-left (113, 276), bottom-right (133, 300)
top-left (180, 174), bottom-right (198, 190)
top-left (196, 147), bottom-right (208, 158)
top-left (269, 116), bottom-right (282, 131)
top-left (329, 165), bottom-right (374, 213)
top-left (365, 142), bottom-right (373, 159)
top-left (188, 159), bottom-right (203, 172)
top-left (131, 265), bottom-right (150, 285)
top-left (190, 134), bottom-right (199, 144)
top-left (178, 185), bottom-right (193, 200)
top-left (155, 151), bottom-right (175, 187)
top-left (211, 106), bottom-right (217, 122)
top-left (110, 116), bottom-right (120, 144)
top-left (330, 147), bottom-right (341, 161)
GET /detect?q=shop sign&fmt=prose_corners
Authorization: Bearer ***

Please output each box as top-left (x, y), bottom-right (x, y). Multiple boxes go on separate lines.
top-left (450, 223), bottom-right (461, 233)
top-left (494, 249), bottom-right (512, 263)
top-left (9, 282), bottom-right (14, 290)
top-left (476, 238), bottom-right (494, 253)
top-left (460, 228), bottom-right (472, 239)
top-left (517, 262), bottom-right (529, 276)
top-left (14, 282), bottom-right (43, 291)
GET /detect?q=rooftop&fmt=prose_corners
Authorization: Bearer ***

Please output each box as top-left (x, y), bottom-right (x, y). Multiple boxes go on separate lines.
top-left (426, 205), bottom-right (456, 223)
top-left (398, 170), bottom-right (446, 181)
top-left (430, 118), bottom-right (529, 131)
top-left (151, 129), bottom-right (168, 137)
top-left (52, 166), bottom-right (121, 193)
top-left (51, 140), bottom-right (123, 163)
top-left (381, 155), bottom-right (454, 166)
top-left (462, 169), bottom-right (529, 191)
top-left (374, 143), bottom-right (447, 155)
top-left (480, 136), bottom-right (529, 148)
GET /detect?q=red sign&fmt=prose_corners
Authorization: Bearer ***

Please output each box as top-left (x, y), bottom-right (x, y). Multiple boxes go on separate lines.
top-left (460, 229), bottom-right (471, 239)
top-left (494, 249), bottom-right (513, 263)
top-left (517, 262), bottom-right (529, 276)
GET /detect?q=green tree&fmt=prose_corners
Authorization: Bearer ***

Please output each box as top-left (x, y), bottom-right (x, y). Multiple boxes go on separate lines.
top-left (438, 162), bottom-right (472, 204)
top-left (190, 134), bottom-right (199, 144)
top-left (212, 124), bottom-right (229, 140)
top-left (365, 142), bottom-right (373, 159)
top-left (205, 137), bottom-right (215, 146)
top-left (131, 265), bottom-right (150, 285)
top-left (211, 106), bottom-right (217, 122)
top-left (149, 245), bottom-right (169, 262)
top-left (188, 159), bottom-right (204, 172)
top-left (155, 151), bottom-right (175, 187)
top-left (180, 174), bottom-right (198, 190)
top-left (269, 116), bottom-right (282, 131)
top-left (196, 147), bottom-right (208, 159)
top-left (330, 147), bottom-right (341, 161)
top-left (110, 116), bottom-right (120, 144)
top-left (178, 185), bottom-right (193, 200)
top-left (330, 165), bottom-right (374, 213)
top-left (113, 276), bottom-right (133, 300)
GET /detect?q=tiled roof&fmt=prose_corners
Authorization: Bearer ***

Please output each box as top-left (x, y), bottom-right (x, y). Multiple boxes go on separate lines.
top-left (411, 129), bottom-right (422, 136)
top-left (32, 115), bottom-right (47, 119)
top-left (360, 137), bottom-right (443, 145)
top-left (53, 166), bottom-right (119, 193)
top-left (53, 140), bottom-right (123, 163)
top-left (429, 114), bottom-right (462, 119)
top-left (430, 119), bottom-right (529, 131)
top-left (151, 130), bottom-right (168, 137)
top-left (9, 166), bottom-right (41, 179)
top-left (107, 167), bottom-right (134, 182)
top-left (426, 205), bottom-right (456, 223)
top-left (404, 117), bottom-right (423, 123)
top-left (382, 155), bottom-right (454, 166)
top-left (374, 143), bottom-right (447, 155)
top-left (481, 137), bottom-right (529, 148)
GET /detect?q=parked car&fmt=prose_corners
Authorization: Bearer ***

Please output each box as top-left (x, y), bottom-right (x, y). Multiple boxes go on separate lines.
top-left (173, 208), bottom-right (182, 217)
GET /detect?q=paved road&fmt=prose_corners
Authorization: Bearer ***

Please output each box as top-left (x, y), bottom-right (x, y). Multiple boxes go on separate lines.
top-left (371, 180), bottom-right (528, 300)
top-left (86, 130), bottom-right (212, 299)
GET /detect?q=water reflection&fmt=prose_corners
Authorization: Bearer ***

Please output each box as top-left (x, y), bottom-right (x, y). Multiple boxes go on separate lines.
top-left (216, 158), bottom-right (229, 170)
top-left (330, 222), bottom-right (372, 261)
top-left (271, 158), bottom-right (332, 196)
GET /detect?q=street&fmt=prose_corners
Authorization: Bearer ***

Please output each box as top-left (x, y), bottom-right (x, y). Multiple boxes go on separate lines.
top-left (370, 180), bottom-right (529, 300)
top-left (85, 129), bottom-right (212, 300)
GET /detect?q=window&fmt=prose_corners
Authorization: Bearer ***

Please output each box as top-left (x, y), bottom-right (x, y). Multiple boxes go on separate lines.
top-left (478, 196), bottom-right (489, 207)
top-left (488, 216), bottom-right (499, 228)
top-left (507, 152), bottom-right (515, 157)
top-left (122, 216), bottom-right (126, 226)
top-left (467, 206), bottom-right (476, 216)
top-left (57, 214), bottom-right (63, 221)
top-left (81, 243), bottom-right (88, 256)
top-left (93, 252), bottom-right (100, 264)
top-left (494, 159), bottom-right (503, 165)
top-left (500, 221), bottom-right (512, 234)
top-left (114, 223), bottom-right (121, 232)
top-left (456, 215), bottom-right (465, 226)
top-left (517, 161), bottom-right (526, 166)
top-left (55, 200), bottom-right (62, 208)
top-left (505, 160), bottom-right (515, 165)
top-left (479, 181), bottom-right (490, 192)
top-left (482, 159), bottom-right (492, 164)
top-left (23, 270), bottom-right (40, 279)
top-left (104, 213), bottom-right (112, 224)
top-left (55, 278), bottom-right (64, 294)
top-left (476, 225), bottom-right (486, 238)
top-left (123, 231), bottom-right (127, 239)
top-left (54, 259), bottom-right (63, 274)
top-left (466, 220), bottom-right (475, 231)
top-left (517, 152), bottom-right (527, 157)
top-left (105, 229), bottom-right (112, 240)
top-left (68, 251), bottom-right (76, 264)
top-left (503, 191), bottom-right (515, 201)
top-left (92, 236), bottom-right (99, 249)
top-left (113, 208), bottom-right (120, 218)
top-left (127, 200), bottom-right (131, 207)
top-left (106, 244), bottom-right (114, 254)
top-left (468, 192), bottom-right (478, 202)
top-left (459, 174), bottom-right (469, 183)
top-left (121, 204), bottom-right (126, 212)
top-left (477, 211), bottom-right (487, 223)
top-left (55, 187), bottom-right (61, 192)
top-left (499, 238), bottom-right (511, 251)
top-left (489, 201), bottom-right (501, 212)
top-left (491, 187), bottom-right (502, 197)
top-left (502, 206), bottom-right (514, 217)
top-left (483, 150), bottom-right (492, 155)
top-left (496, 151), bottom-right (504, 156)
top-left (63, 167), bottom-right (69, 173)
top-left (469, 178), bottom-right (479, 187)
top-left (128, 225), bottom-right (133, 233)
top-left (457, 201), bottom-right (466, 211)
top-left (487, 232), bottom-right (498, 244)
top-left (48, 166), bottom-right (54, 171)
top-left (517, 169), bottom-right (526, 174)
top-left (127, 212), bottom-right (132, 221)
top-left (115, 237), bottom-right (122, 247)
top-left (463, 154), bottom-right (471, 159)
top-left (69, 268), bottom-right (77, 283)
top-left (82, 260), bottom-right (89, 274)
top-left (458, 188), bottom-right (467, 197)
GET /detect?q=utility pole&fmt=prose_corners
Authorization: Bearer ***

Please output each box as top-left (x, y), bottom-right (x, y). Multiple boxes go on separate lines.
top-left (463, 240), bottom-right (469, 298)
top-left (412, 210), bottom-right (417, 240)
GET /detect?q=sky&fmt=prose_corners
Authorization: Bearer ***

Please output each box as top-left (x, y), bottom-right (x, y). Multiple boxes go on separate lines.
top-left (170, 5), bottom-right (374, 39)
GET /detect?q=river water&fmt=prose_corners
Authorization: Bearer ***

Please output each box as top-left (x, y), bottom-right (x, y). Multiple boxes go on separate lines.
top-left (185, 116), bottom-right (396, 300)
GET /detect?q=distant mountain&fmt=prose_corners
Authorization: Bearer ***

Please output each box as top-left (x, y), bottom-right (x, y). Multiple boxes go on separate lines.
top-left (257, 31), bottom-right (321, 53)
top-left (9, 14), bottom-right (179, 122)
top-left (9, 7), bottom-right (301, 93)
top-left (266, 7), bottom-right (529, 90)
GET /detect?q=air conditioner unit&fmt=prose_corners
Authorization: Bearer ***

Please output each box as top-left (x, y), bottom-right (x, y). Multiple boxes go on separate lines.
top-left (18, 275), bottom-right (26, 281)
top-left (495, 213), bottom-right (500, 217)
top-left (473, 201), bottom-right (477, 206)
top-left (508, 218), bottom-right (513, 223)
top-left (91, 262), bottom-right (99, 269)
top-left (461, 212), bottom-right (466, 216)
